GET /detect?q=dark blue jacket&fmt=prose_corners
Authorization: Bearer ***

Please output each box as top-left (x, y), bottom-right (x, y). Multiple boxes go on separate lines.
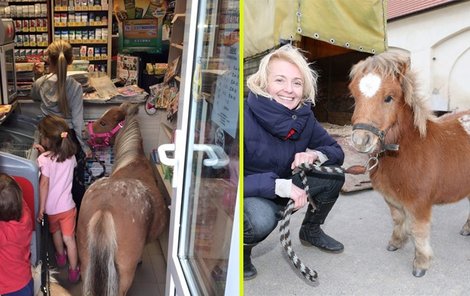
top-left (244, 91), bottom-right (344, 199)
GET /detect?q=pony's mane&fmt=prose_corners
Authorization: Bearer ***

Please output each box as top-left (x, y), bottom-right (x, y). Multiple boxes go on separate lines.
top-left (350, 52), bottom-right (434, 136)
top-left (112, 112), bottom-right (142, 173)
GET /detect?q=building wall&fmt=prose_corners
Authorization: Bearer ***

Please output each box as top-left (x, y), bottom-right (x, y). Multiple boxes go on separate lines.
top-left (387, 1), bottom-right (470, 111)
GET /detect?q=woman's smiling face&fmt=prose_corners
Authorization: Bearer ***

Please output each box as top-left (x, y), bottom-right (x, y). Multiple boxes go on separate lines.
top-left (266, 58), bottom-right (304, 110)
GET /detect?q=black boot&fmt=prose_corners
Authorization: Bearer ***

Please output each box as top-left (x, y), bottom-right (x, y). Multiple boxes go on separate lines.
top-left (299, 203), bottom-right (344, 253)
top-left (244, 244), bottom-right (257, 280)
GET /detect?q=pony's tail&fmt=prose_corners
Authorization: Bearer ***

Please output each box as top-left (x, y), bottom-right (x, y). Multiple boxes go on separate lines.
top-left (83, 210), bottom-right (119, 296)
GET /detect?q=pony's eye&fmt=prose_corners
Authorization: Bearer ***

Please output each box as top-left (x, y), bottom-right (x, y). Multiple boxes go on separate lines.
top-left (384, 95), bottom-right (393, 103)
top-left (99, 120), bottom-right (106, 127)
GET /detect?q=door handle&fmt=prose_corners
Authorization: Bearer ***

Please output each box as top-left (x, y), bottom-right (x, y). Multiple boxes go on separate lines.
top-left (157, 143), bottom-right (176, 167)
top-left (157, 144), bottom-right (229, 168)
top-left (193, 144), bottom-right (229, 168)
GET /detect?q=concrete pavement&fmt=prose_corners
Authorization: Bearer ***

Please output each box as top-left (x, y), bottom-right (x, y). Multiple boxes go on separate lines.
top-left (243, 189), bottom-right (470, 295)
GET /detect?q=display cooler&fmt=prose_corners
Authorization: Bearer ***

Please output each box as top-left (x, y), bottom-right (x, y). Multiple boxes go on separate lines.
top-left (0, 18), bottom-right (17, 105)
top-left (0, 113), bottom-right (40, 264)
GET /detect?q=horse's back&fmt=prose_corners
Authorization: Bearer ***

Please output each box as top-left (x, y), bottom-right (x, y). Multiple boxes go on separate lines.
top-left (78, 176), bottom-right (156, 234)
top-left (77, 177), bottom-right (155, 296)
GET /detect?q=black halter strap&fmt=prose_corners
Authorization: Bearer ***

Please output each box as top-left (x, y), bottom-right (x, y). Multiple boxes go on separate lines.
top-left (352, 123), bottom-right (400, 153)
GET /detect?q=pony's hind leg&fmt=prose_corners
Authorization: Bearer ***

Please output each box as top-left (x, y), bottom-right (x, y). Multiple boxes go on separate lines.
top-left (460, 197), bottom-right (470, 236)
top-left (410, 209), bottom-right (433, 277)
top-left (385, 199), bottom-right (408, 251)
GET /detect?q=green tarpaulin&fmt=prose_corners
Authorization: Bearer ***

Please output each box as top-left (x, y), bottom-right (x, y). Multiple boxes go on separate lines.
top-left (244, 0), bottom-right (387, 57)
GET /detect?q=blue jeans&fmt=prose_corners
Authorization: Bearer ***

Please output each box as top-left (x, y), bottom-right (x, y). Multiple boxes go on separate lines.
top-left (244, 173), bottom-right (344, 245)
top-left (4, 279), bottom-right (34, 296)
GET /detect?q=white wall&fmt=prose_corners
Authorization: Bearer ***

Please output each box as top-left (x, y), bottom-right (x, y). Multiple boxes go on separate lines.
top-left (387, 1), bottom-right (470, 111)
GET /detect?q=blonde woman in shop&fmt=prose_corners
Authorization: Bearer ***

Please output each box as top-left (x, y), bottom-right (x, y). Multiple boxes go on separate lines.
top-left (32, 40), bottom-right (92, 213)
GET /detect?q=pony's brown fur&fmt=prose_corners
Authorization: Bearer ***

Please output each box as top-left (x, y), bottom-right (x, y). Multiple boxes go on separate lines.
top-left (32, 263), bottom-right (71, 296)
top-left (77, 103), bottom-right (168, 295)
top-left (348, 51), bottom-right (470, 277)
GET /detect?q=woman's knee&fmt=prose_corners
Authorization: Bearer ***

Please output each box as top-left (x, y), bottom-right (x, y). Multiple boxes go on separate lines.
top-left (315, 177), bottom-right (345, 203)
top-left (244, 198), bottom-right (279, 243)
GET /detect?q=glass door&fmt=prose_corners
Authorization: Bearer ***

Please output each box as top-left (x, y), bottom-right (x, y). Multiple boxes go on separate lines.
top-left (159, 0), bottom-right (239, 295)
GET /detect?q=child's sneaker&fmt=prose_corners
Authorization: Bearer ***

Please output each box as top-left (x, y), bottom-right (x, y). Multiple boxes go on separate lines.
top-left (55, 251), bottom-right (67, 267)
top-left (68, 266), bottom-right (80, 283)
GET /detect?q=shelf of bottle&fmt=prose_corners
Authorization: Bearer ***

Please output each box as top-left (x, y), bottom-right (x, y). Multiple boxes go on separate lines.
top-left (54, 21), bottom-right (108, 27)
top-left (68, 39), bottom-right (108, 45)
top-left (17, 42), bottom-right (49, 47)
top-left (15, 27), bottom-right (48, 33)
top-left (8, 0), bottom-right (47, 3)
top-left (8, 15), bottom-right (48, 19)
top-left (78, 56), bottom-right (109, 61)
top-left (55, 5), bottom-right (108, 12)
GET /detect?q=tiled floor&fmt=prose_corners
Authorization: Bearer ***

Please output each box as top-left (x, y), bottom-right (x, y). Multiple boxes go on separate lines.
top-left (53, 238), bottom-right (168, 295)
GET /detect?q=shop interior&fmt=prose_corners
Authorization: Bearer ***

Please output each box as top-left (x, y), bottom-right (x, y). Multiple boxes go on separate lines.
top-left (0, 0), bottom-right (239, 295)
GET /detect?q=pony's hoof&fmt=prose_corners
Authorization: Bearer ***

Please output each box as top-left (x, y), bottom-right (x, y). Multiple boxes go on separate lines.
top-left (460, 228), bottom-right (470, 236)
top-left (386, 244), bottom-right (399, 251)
top-left (412, 268), bottom-right (426, 277)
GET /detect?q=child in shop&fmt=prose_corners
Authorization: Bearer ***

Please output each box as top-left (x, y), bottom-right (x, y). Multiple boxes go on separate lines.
top-left (32, 40), bottom-right (91, 213)
top-left (35, 115), bottom-right (80, 283)
top-left (0, 173), bottom-right (34, 296)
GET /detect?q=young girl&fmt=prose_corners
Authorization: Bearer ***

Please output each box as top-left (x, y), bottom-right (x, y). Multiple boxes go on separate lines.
top-left (0, 173), bottom-right (34, 295)
top-left (32, 40), bottom-right (91, 213)
top-left (35, 115), bottom-right (80, 283)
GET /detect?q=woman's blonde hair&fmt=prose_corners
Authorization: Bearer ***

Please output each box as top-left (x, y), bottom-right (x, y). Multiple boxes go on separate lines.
top-left (246, 44), bottom-right (318, 106)
top-left (46, 40), bottom-right (74, 117)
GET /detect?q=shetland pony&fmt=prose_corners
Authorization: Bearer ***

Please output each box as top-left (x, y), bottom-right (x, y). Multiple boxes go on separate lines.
top-left (348, 51), bottom-right (470, 277)
top-left (77, 103), bottom-right (168, 295)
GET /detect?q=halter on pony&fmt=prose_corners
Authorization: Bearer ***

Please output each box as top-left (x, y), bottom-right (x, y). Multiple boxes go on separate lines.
top-left (352, 123), bottom-right (400, 153)
top-left (87, 120), bottom-right (125, 149)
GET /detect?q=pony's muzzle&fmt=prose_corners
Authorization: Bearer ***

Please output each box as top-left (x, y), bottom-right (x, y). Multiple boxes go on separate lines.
top-left (351, 129), bottom-right (379, 153)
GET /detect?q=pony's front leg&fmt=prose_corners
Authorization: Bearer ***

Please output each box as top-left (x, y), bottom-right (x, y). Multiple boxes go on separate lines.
top-left (384, 199), bottom-right (408, 251)
top-left (410, 211), bottom-right (433, 277)
top-left (460, 197), bottom-right (470, 236)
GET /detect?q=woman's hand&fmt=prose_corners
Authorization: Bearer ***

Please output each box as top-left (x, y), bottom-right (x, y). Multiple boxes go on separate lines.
top-left (291, 184), bottom-right (308, 210)
top-left (33, 62), bottom-right (44, 76)
top-left (291, 151), bottom-right (318, 170)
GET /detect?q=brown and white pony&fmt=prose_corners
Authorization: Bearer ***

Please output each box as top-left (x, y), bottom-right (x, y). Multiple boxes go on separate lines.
top-left (348, 51), bottom-right (470, 277)
top-left (77, 103), bottom-right (168, 295)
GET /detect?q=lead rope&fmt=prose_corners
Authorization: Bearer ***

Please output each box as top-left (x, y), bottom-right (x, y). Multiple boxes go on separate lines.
top-left (279, 162), bottom-right (368, 283)
top-left (40, 215), bottom-right (50, 296)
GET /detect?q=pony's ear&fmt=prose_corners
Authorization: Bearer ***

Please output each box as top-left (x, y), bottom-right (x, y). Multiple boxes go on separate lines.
top-left (396, 55), bottom-right (411, 83)
top-left (126, 103), bottom-right (140, 117)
